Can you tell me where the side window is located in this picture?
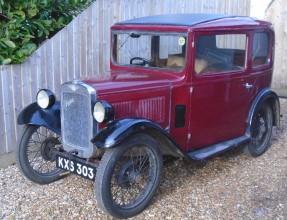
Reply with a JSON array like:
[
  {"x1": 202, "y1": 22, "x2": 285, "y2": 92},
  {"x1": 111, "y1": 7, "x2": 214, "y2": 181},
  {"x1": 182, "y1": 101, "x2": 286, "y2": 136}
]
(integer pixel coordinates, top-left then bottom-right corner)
[
  {"x1": 252, "y1": 33, "x2": 270, "y2": 67},
  {"x1": 195, "y1": 34, "x2": 246, "y2": 75}
]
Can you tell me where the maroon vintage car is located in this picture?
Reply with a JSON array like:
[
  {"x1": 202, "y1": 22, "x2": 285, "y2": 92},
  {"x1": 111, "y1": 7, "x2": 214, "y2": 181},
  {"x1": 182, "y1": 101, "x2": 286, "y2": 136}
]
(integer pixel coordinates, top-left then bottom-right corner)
[{"x1": 16, "y1": 14, "x2": 280, "y2": 218}]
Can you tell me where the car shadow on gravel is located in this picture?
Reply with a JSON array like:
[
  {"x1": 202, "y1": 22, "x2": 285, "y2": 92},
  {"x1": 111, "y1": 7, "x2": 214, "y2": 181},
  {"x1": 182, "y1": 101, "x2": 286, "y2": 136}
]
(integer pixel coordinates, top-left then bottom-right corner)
[
  {"x1": 156, "y1": 121, "x2": 287, "y2": 200},
  {"x1": 155, "y1": 144, "x2": 246, "y2": 199}
]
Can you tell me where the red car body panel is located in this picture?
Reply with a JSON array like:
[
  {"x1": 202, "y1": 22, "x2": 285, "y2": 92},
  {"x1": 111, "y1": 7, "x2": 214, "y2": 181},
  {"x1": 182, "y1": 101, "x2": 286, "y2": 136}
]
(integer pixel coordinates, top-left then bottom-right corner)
[
  {"x1": 87, "y1": 15, "x2": 275, "y2": 153},
  {"x1": 82, "y1": 72, "x2": 172, "y2": 132}
]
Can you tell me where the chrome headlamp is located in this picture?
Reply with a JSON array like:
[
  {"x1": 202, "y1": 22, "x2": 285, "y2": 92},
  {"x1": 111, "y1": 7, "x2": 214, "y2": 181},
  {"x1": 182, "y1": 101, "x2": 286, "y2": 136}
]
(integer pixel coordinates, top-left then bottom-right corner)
[
  {"x1": 93, "y1": 101, "x2": 114, "y2": 123},
  {"x1": 36, "y1": 89, "x2": 56, "y2": 109}
]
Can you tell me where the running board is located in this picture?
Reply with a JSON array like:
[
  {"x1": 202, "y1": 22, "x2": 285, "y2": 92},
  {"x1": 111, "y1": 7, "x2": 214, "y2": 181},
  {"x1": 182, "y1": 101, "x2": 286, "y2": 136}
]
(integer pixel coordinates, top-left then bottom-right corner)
[{"x1": 187, "y1": 135, "x2": 250, "y2": 161}]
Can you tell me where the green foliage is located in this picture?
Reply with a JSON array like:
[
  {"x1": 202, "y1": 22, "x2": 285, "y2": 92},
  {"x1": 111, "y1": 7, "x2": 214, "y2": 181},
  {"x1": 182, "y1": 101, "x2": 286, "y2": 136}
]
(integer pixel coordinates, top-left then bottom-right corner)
[{"x1": 0, "y1": 0, "x2": 95, "y2": 65}]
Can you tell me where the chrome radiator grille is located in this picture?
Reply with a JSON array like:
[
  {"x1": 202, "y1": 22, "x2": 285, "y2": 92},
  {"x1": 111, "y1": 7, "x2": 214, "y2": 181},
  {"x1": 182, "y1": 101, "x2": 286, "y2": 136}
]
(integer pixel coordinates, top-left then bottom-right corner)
[
  {"x1": 60, "y1": 81, "x2": 97, "y2": 158},
  {"x1": 62, "y1": 93, "x2": 90, "y2": 149}
]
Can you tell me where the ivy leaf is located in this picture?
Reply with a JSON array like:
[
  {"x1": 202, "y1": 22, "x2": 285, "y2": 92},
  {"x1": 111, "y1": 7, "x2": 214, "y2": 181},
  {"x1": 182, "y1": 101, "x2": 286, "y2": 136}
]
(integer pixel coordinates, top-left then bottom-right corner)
[
  {"x1": 14, "y1": 10, "x2": 25, "y2": 18},
  {"x1": 24, "y1": 34, "x2": 35, "y2": 38},
  {"x1": 8, "y1": 19, "x2": 17, "y2": 24},
  {"x1": 58, "y1": 16, "x2": 66, "y2": 23},
  {"x1": 26, "y1": 43, "x2": 37, "y2": 54},
  {"x1": 38, "y1": 29, "x2": 43, "y2": 37},
  {"x1": 0, "y1": 0, "x2": 96, "y2": 65},
  {"x1": 19, "y1": 43, "x2": 37, "y2": 55},
  {"x1": 22, "y1": 38, "x2": 30, "y2": 44},
  {"x1": 0, "y1": 41, "x2": 5, "y2": 48},
  {"x1": 3, "y1": 40, "x2": 16, "y2": 48},
  {"x1": 33, "y1": 20, "x2": 45, "y2": 29},
  {"x1": 28, "y1": 9, "x2": 38, "y2": 18},
  {"x1": 42, "y1": 20, "x2": 52, "y2": 25},
  {"x1": 16, "y1": 50, "x2": 24, "y2": 57},
  {"x1": 20, "y1": 48, "x2": 29, "y2": 56},
  {"x1": 43, "y1": 29, "x2": 49, "y2": 35},
  {"x1": 3, "y1": 58, "x2": 12, "y2": 65}
]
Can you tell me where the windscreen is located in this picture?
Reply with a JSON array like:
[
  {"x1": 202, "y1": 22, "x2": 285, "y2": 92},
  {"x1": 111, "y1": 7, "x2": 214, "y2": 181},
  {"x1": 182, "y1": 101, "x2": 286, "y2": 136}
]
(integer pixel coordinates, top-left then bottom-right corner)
[{"x1": 112, "y1": 31, "x2": 188, "y2": 71}]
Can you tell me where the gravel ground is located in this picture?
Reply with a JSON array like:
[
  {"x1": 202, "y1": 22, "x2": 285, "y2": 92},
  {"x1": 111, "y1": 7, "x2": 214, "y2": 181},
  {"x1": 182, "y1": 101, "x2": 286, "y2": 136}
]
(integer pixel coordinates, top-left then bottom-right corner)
[{"x1": 1, "y1": 98, "x2": 287, "y2": 220}]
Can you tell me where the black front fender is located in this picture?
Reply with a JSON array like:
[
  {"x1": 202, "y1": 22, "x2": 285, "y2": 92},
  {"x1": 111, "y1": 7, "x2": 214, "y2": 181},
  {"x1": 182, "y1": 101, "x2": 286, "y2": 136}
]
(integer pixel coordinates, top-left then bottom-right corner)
[
  {"x1": 17, "y1": 102, "x2": 61, "y2": 135},
  {"x1": 91, "y1": 118, "x2": 167, "y2": 148}
]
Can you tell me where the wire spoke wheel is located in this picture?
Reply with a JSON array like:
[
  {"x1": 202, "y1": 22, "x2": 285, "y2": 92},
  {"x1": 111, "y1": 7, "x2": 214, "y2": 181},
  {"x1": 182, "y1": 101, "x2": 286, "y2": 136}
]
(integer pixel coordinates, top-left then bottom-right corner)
[
  {"x1": 95, "y1": 134, "x2": 163, "y2": 219},
  {"x1": 244, "y1": 104, "x2": 273, "y2": 157},
  {"x1": 16, "y1": 125, "x2": 64, "y2": 184},
  {"x1": 111, "y1": 147, "x2": 153, "y2": 206}
]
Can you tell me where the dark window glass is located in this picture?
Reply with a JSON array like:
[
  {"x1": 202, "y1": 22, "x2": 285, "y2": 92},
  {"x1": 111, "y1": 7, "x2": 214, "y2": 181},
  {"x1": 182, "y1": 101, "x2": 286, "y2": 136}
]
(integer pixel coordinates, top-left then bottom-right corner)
[
  {"x1": 252, "y1": 33, "x2": 270, "y2": 67},
  {"x1": 195, "y1": 34, "x2": 246, "y2": 74}
]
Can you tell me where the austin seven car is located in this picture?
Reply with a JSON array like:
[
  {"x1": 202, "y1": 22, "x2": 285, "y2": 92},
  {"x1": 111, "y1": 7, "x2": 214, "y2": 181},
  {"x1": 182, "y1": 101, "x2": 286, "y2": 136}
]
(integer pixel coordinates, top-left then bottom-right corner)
[{"x1": 16, "y1": 14, "x2": 280, "y2": 219}]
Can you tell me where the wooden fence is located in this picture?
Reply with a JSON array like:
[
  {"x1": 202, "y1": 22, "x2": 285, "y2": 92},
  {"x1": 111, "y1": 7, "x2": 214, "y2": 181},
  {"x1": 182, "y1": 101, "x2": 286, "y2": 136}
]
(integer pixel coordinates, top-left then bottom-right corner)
[
  {"x1": 267, "y1": 0, "x2": 287, "y2": 95},
  {"x1": 2, "y1": 0, "x2": 276, "y2": 167}
]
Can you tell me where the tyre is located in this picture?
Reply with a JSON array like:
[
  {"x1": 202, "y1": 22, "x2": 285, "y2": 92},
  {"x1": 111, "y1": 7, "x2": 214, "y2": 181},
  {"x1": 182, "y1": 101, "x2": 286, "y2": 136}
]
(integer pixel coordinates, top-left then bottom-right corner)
[
  {"x1": 244, "y1": 104, "x2": 273, "y2": 157},
  {"x1": 16, "y1": 125, "x2": 64, "y2": 184},
  {"x1": 95, "y1": 133, "x2": 163, "y2": 219}
]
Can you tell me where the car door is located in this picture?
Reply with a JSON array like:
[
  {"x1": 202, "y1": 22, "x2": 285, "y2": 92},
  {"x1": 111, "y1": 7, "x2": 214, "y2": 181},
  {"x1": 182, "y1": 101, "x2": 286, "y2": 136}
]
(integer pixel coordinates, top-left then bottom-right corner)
[{"x1": 188, "y1": 33, "x2": 250, "y2": 150}]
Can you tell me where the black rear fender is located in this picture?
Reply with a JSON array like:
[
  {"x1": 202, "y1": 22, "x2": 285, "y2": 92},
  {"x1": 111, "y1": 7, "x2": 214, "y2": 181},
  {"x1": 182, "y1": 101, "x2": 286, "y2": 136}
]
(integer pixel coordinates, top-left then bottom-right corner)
[{"x1": 246, "y1": 89, "x2": 280, "y2": 136}]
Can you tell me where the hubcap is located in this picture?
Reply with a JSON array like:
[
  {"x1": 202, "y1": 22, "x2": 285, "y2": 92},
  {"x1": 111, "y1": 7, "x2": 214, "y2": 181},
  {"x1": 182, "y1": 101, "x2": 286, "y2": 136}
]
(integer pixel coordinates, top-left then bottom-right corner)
[
  {"x1": 40, "y1": 137, "x2": 59, "y2": 161},
  {"x1": 251, "y1": 111, "x2": 268, "y2": 147},
  {"x1": 258, "y1": 117, "x2": 266, "y2": 140},
  {"x1": 129, "y1": 171, "x2": 142, "y2": 184},
  {"x1": 117, "y1": 161, "x2": 142, "y2": 188}
]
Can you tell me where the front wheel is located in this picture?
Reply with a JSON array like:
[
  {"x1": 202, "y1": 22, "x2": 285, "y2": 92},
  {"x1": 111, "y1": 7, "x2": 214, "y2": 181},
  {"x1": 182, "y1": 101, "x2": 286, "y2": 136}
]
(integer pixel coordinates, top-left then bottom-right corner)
[
  {"x1": 244, "y1": 104, "x2": 273, "y2": 157},
  {"x1": 15, "y1": 125, "x2": 64, "y2": 184},
  {"x1": 95, "y1": 134, "x2": 163, "y2": 219}
]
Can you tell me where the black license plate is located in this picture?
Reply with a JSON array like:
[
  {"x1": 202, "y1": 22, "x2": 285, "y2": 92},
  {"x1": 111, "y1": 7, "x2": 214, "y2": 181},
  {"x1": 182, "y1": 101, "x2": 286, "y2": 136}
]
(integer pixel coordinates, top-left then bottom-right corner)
[{"x1": 56, "y1": 154, "x2": 97, "y2": 181}]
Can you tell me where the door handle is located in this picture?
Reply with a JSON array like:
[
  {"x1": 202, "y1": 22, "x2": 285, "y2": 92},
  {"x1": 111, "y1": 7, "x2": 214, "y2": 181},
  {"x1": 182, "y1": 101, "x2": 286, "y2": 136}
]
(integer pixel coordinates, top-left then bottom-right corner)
[{"x1": 244, "y1": 83, "x2": 253, "y2": 89}]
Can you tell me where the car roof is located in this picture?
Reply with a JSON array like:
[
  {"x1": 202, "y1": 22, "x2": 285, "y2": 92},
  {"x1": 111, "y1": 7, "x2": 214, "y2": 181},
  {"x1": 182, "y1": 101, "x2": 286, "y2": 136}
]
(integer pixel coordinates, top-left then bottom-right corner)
[{"x1": 116, "y1": 14, "x2": 239, "y2": 26}]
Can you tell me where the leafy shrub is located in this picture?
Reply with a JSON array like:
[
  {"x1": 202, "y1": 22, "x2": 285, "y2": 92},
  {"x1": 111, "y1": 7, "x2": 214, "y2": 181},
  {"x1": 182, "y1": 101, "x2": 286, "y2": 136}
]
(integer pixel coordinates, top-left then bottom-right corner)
[{"x1": 0, "y1": 0, "x2": 95, "y2": 65}]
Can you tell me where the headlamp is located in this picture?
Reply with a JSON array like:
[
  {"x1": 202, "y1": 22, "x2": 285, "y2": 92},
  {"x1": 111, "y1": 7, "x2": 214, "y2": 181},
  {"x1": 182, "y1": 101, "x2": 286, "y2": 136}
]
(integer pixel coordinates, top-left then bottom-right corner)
[
  {"x1": 36, "y1": 89, "x2": 55, "y2": 109},
  {"x1": 93, "y1": 101, "x2": 114, "y2": 123}
]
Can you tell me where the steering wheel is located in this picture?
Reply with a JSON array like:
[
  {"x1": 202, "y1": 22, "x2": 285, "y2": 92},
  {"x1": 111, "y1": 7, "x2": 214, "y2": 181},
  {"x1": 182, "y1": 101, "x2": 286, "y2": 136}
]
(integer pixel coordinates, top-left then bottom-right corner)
[{"x1": 130, "y1": 57, "x2": 154, "y2": 66}]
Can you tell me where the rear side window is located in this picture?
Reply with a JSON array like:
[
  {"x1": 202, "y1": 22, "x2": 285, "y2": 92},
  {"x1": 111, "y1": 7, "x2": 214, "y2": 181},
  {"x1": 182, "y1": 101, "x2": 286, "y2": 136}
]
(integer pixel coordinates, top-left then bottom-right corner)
[
  {"x1": 194, "y1": 34, "x2": 246, "y2": 75},
  {"x1": 252, "y1": 33, "x2": 270, "y2": 68}
]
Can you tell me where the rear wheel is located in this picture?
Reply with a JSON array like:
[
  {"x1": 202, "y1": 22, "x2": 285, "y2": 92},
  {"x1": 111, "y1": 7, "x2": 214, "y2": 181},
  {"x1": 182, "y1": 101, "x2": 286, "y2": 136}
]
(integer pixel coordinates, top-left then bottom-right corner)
[
  {"x1": 15, "y1": 125, "x2": 64, "y2": 184},
  {"x1": 95, "y1": 134, "x2": 163, "y2": 219},
  {"x1": 244, "y1": 104, "x2": 273, "y2": 157}
]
